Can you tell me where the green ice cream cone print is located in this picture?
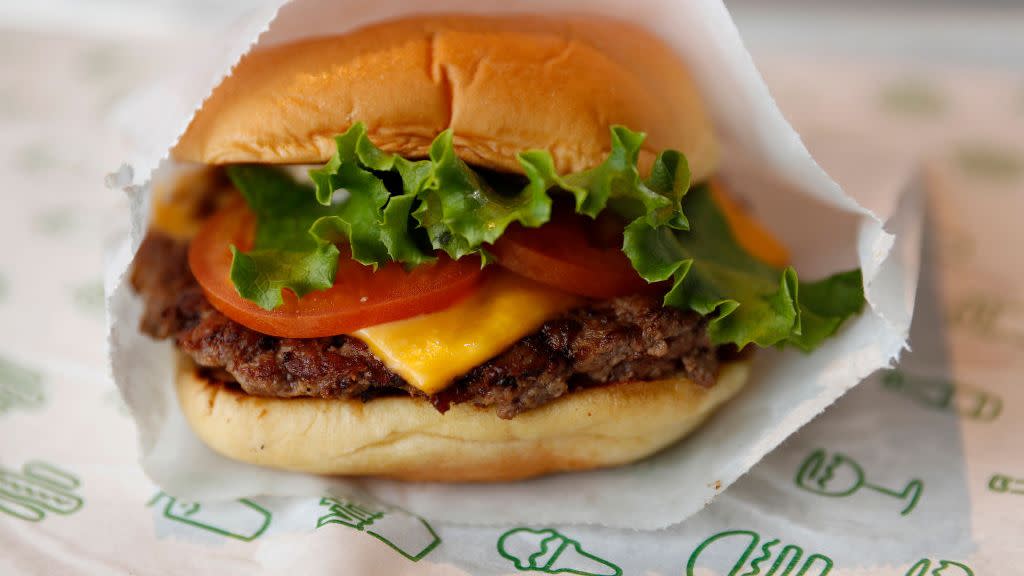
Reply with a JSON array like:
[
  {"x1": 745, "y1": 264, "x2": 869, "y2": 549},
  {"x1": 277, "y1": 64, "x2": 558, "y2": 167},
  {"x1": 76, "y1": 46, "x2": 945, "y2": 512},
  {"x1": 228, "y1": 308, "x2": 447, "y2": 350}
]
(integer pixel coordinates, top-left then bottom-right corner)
[
  {"x1": 0, "y1": 461, "x2": 83, "y2": 522},
  {"x1": 686, "y1": 529, "x2": 833, "y2": 576},
  {"x1": 0, "y1": 355, "x2": 44, "y2": 416},
  {"x1": 905, "y1": 559, "x2": 974, "y2": 576},
  {"x1": 497, "y1": 527, "x2": 621, "y2": 576},
  {"x1": 315, "y1": 497, "x2": 440, "y2": 562},
  {"x1": 882, "y1": 370, "x2": 1002, "y2": 421},
  {"x1": 795, "y1": 449, "x2": 924, "y2": 515},
  {"x1": 148, "y1": 492, "x2": 271, "y2": 542}
]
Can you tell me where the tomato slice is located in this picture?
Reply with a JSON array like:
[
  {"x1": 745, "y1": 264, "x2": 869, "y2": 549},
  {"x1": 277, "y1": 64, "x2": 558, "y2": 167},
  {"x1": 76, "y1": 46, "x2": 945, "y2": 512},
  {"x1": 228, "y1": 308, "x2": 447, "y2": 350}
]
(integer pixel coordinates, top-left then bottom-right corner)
[
  {"x1": 189, "y1": 201, "x2": 483, "y2": 338},
  {"x1": 489, "y1": 207, "x2": 658, "y2": 299}
]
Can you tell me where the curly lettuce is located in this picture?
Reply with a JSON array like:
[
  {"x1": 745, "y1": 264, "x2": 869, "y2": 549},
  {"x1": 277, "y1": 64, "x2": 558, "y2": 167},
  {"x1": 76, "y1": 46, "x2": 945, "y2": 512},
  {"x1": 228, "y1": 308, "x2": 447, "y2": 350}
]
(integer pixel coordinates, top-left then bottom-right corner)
[{"x1": 226, "y1": 123, "x2": 863, "y2": 350}]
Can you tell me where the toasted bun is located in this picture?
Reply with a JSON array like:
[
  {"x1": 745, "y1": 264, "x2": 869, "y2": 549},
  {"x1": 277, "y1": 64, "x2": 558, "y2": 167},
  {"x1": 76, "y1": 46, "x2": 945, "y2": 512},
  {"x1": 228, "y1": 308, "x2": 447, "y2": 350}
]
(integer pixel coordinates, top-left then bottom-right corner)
[
  {"x1": 173, "y1": 14, "x2": 718, "y2": 181},
  {"x1": 176, "y1": 359, "x2": 749, "y2": 482}
]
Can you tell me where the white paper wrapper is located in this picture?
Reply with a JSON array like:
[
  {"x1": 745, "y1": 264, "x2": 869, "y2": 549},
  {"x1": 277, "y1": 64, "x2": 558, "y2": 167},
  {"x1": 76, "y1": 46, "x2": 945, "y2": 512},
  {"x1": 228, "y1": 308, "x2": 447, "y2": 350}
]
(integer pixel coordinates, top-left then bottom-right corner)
[{"x1": 106, "y1": 0, "x2": 920, "y2": 529}]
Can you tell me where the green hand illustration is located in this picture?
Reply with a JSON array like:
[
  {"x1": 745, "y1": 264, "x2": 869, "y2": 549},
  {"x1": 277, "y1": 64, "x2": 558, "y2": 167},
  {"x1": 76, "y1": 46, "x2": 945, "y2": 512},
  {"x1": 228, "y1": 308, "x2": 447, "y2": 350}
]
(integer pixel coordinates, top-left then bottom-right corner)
[
  {"x1": 686, "y1": 529, "x2": 833, "y2": 576},
  {"x1": 0, "y1": 461, "x2": 83, "y2": 522},
  {"x1": 881, "y1": 370, "x2": 1002, "y2": 421},
  {"x1": 795, "y1": 449, "x2": 923, "y2": 515},
  {"x1": 0, "y1": 355, "x2": 44, "y2": 416},
  {"x1": 316, "y1": 497, "x2": 440, "y2": 562},
  {"x1": 148, "y1": 492, "x2": 271, "y2": 542},
  {"x1": 497, "y1": 527, "x2": 621, "y2": 576},
  {"x1": 905, "y1": 559, "x2": 974, "y2": 576}
]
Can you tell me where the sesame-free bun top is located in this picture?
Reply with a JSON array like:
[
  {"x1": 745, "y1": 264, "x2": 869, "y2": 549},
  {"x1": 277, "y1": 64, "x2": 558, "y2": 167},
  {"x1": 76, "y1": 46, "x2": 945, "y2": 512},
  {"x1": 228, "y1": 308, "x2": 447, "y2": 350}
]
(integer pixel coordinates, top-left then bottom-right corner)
[{"x1": 173, "y1": 13, "x2": 719, "y2": 181}]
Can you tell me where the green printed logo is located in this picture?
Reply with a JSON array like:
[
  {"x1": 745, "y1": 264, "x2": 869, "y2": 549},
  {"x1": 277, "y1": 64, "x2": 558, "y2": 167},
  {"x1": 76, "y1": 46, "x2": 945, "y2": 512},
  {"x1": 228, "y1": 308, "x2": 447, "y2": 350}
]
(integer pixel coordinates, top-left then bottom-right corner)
[
  {"x1": 316, "y1": 497, "x2": 440, "y2": 562},
  {"x1": 686, "y1": 529, "x2": 833, "y2": 576},
  {"x1": 32, "y1": 205, "x2": 76, "y2": 236},
  {"x1": 988, "y1": 473, "x2": 1024, "y2": 495},
  {"x1": 497, "y1": 527, "x2": 621, "y2": 576},
  {"x1": 795, "y1": 449, "x2": 923, "y2": 516},
  {"x1": 0, "y1": 461, "x2": 83, "y2": 522},
  {"x1": 14, "y1": 142, "x2": 56, "y2": 175},
  {"x1": 881, "y1": 369, "x2": 1002, "y2": 421},
  {"x1": 905, "y1": 559, "x2": 974, "y2": 576},
  {"x1": 947, "y1": 293, "x2": 1024, "y2": 348},
  {"x1": 0, "y1": 355, "x2": 44, "y2": 416},
  {"x1": 148, "y1": 492, "x2": 271, "y2": 542},
  {"x1": 879, "y1": 79, "x2": 946, "y2": 117},
  {"x1": 955, "y1": 143, "x2": 1023, "y2": 182},
  {"x1": 72, "y1": 281, "x2": 106, "y2": 317}
]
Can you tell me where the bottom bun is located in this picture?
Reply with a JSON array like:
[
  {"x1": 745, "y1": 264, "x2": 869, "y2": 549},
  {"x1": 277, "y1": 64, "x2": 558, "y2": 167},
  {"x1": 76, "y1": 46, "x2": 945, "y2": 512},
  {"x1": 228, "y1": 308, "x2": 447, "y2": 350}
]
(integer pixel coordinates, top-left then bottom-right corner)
[{"x1": 175, "y1": 359, "x2": 751, "y2": 482}]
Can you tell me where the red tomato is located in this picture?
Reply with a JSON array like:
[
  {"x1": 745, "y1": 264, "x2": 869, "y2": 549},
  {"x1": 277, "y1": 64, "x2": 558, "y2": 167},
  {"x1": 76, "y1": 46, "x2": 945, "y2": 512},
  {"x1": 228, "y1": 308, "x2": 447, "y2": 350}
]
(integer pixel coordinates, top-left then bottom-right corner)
[
  {"x1": 489, "y1": 207, "x2": 659, "y2": 299},
  {"x1": 188, "y1": 201, "x2": 483, "y2": 338}
]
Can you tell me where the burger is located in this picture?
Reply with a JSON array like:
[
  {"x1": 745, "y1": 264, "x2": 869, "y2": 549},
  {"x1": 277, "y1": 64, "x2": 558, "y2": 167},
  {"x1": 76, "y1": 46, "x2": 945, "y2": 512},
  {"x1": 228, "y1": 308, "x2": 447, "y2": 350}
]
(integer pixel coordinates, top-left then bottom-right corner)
[{"x1": 129, "y1": 14, "x2": 863, "y2": 482}]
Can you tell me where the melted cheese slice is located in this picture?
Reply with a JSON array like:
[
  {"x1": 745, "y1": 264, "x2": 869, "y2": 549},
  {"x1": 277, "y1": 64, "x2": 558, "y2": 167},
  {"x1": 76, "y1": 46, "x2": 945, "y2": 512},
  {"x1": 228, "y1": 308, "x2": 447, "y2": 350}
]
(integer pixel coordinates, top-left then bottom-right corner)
[{"x1": 353, "y1": 271, "x2": 582, "y2": 394}]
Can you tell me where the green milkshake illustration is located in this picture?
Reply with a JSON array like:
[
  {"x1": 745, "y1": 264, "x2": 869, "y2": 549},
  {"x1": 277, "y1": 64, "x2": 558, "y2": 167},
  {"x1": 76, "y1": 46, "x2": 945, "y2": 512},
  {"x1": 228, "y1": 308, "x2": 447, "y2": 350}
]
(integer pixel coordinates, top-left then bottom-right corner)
[
  {"x1": 881, "y1": 369, "x2": 1002, "y2": 421},
  {"x1": 988, "y1": 473, "x2": 1024, "y2": 495},
  {"x1": 686, "y1": 529, "x2": 833, "y2": 576},
  {"x1": 0, "y1": 461, "x2": 83, "y2": 522},
  {"x1": 497, "y1": 527, "x2": 621, "y2": 576},
  {"x1": 795, "y1": 449, "x2": 924, "y2": 515},
  {"x1": 905, "y1": 559, "x2": 974, "y2": 576},
  {"x1": 316, "y1": 497, "x2": 440, "y2": 562},
  {"x1": 148, "y1": 492, "x2": 271, "y2": 542}
]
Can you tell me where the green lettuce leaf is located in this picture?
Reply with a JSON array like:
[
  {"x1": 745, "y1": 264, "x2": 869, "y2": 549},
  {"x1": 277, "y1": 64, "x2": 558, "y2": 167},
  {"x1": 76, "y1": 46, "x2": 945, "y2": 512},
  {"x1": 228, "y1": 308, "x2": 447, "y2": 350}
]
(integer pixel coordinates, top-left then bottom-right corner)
[
  {"x1": 308, "y1": 123, "x2": 434, "y2": 267},
  {"x1": 225, "y1": 122, "x2": 864, "y2": 351},
  {"x1": 623, "y1": 184, "x2": 864, "y2": 349},
  {"x1": 225, "y1": 165, "x2": 339, "y2": 310}
]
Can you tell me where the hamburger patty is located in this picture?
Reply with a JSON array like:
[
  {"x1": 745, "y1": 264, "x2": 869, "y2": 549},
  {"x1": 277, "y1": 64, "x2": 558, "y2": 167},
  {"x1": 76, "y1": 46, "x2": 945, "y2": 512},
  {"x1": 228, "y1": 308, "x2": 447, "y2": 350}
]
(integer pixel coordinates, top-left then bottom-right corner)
[{"x1": 131, "y1": 232, "x2": 721, "y2": 418}]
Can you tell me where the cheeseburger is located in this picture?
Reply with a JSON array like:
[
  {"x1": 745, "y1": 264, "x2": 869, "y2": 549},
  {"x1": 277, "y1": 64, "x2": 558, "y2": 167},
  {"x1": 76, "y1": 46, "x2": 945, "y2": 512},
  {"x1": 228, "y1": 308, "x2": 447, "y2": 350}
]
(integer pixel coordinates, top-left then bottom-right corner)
[{"x1": 129, "y1": 14, "x2": 864, "y2": 481}]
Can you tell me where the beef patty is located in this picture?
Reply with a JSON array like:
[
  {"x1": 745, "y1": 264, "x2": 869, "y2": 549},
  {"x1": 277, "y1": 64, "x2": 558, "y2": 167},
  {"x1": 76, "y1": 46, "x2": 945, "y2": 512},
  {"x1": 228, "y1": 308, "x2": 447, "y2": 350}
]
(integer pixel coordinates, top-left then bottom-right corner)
[{"x1": 131, "y1": 232, "x2": 722, "y2": 418}]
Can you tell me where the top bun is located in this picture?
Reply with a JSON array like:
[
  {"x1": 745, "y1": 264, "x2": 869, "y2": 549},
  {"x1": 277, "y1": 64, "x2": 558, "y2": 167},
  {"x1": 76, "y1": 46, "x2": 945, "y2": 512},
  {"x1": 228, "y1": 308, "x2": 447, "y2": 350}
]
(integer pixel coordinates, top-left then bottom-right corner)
[{"x1": 173, "y1": 14, "x2": 718, "y2": 181}]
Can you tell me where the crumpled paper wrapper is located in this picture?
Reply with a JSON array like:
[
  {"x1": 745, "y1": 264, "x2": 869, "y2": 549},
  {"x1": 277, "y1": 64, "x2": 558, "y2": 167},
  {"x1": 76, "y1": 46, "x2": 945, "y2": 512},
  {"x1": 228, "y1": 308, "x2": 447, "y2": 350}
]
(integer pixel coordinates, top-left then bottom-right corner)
[{"x1": 105, "y1": 0, "x2": 919, "y2": 529}]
